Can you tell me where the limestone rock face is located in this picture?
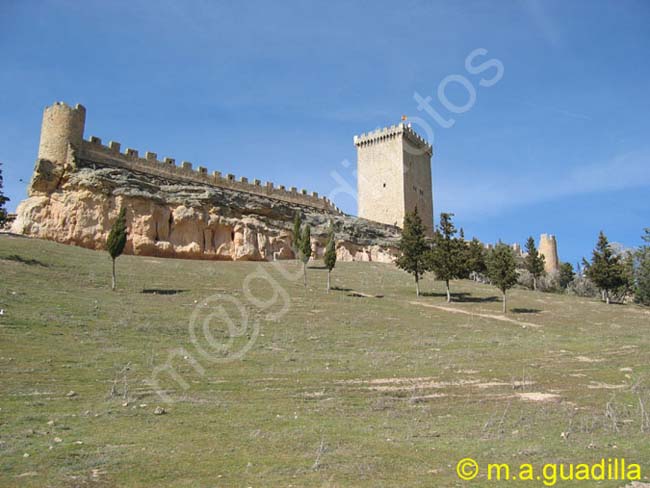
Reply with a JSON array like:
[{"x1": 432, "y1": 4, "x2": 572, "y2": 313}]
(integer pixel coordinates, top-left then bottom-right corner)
[{"x1": 13, "y1": 157, "x2": 401, "y2": 263}]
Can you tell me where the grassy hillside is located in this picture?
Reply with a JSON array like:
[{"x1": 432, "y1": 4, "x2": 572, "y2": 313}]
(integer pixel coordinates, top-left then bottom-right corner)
[{"x1": 1, "y1": 234, "x2": 649, "y2": 487}]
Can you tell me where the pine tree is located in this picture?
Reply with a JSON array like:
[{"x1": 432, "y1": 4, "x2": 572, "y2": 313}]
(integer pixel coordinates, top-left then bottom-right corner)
[
  {"x1": 524, "y1": 236, "x2": 546, "y2": 291},
  {"x1": 428, "y1": 212, "x2": 464, "y2": 302},
  {"x1": 559, "y1": 262, "x2": 575, "y2": 290},
  {"x1": 0, "y1": 163, "x2": 9, "y2": 227},
  {"x1": 299, "y1": 224, "x2": 312, "y2": 287},
  {"x1": 106, "y1": 207, "x2": 128, "y2": 291},
  {"x1": 456, "y1": 228, "x2": 470, "y2": 279},
  {"x1": 621, "y1": 251, "x2": 636, "y2": 301},
  {"x1": 323, "y1": 222, "x2": 337, "y2": 293},
  {"x1": 635, "y1": 228, "x2": 650, "y2": 306},
  {"x1": 466, "y1": 238, "x2": 487, "y2": 280},
  {"x1": 395, "y1": 207, "x2": 429, "y2": 297},
  {"x1": 585, "y1": 231, "x2": 628, "y2": 304},
  {"x1": 487, "y1": 242, "x2": 518, "y2": 313},
  {"x1": 292, "y1": 212, "x2": 302, "y2": 260}
]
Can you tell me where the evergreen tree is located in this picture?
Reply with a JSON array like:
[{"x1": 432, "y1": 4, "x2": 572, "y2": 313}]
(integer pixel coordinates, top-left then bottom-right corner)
[
  {"x1": 323, "y1": 222, "x2": 337, "y2": 293},
  {"x1": 292, "y1": 212, "x2": 302, "y2": 260},
  {"x1": 428, "y1": 212, "x2": 464, "y2": 302},
  {"x1": 524, "y1": 236, "x2": 546, "y2": 291},
  {"x1": 466, "y1": 237, "x2": 487, "y2": 280},
  {"x1": 635, "y1": 228, "x2": 650, "y2": 306},
  {"x1": 299, "y1": 224, "x2": 312, "y2": 287},
  {"x1": 621, "y1": 251, "x2": 636, "y2": 301},
  {"x1": 585, "y1": 231, "x2": 628, "y2": 304},
  {"x1": 456, "y1": 229, "x2": 470, "y2": 279},
  {"x1": 0, "y1": 163, "x2": 9, "y2": 227},
  {"x1": 395, "y1": 207, "x2": 429, "y2": 297},
  {"x1": 106, "y1": 207, "x2": 128, "y2": 291},
  {"x1": 559, "y1": 262, "x2": 575, "y2": 290},
  {"x1": 486, "y1": 242, "x2": 518, "y2": 313}
]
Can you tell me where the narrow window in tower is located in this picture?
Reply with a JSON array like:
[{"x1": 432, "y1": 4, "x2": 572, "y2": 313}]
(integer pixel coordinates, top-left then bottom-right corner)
[{"x1": 383, "y1": 183, "x2": 386, "y2": 188}]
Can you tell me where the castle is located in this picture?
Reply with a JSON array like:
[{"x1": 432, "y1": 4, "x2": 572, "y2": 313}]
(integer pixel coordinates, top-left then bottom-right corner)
[
  {"x1": 505, "y1": 235, "x2": 560, "y2": 273},
  {"x1": 354, "y1": 124, "x2": 434, "y2": 234},
  {"x1": 12, "y1": 101, "x2": 559, "y2": 269},
  {"x1": 11, "y1": 102, "x2": 404, "y2": 262}
]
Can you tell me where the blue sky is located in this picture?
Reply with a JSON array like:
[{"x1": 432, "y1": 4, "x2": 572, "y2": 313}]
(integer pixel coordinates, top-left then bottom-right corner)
[{"x1": 1, "y1": 0, "x2": 648, "y2": 265}]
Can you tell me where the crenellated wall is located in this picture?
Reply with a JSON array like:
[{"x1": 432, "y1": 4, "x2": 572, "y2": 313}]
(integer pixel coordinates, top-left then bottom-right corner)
[
  {"x1": 13, "y1": 102, "x2": 402, "y2": 263},
  {"x1": 79, "y1": 137, "x2": 341, "y2": 213},
  {"x1": 353, "y1": 123, "x2": 433, "y2": 156},
  {"x1": 38, "y1": 102, "x2": 341, "y2": 214}
]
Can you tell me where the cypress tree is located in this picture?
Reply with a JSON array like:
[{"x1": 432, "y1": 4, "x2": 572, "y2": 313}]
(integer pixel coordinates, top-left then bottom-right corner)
[
  {"x1": 299, "y1": 224, "x2": 312, "y2": 287},
  {"x1": 428, "y1": 212, "x2": 464, "y2": 302},
  {"x1": 106, "y1": 207, "x2": 128, "y2": 291},
  {"x1": 0, "y1": 163, "x2": 9, "y2": 227},
  {"x1": 323, "y1": 222, "x2": 337, "y2": 293},
  {"x1": 292, "y1": 212, "x2": 302, "y2": 261},
  {"x1": 524, "y1": 236, "x2": 546, "y2": 291},
  {"x1": 487, "y1": 242, "x2": 518, "y2": 313},
  {"x1": 395, "y1": 207, "x2": 429, "y2": 297},
  {"x1": 585, "y1": 231, "x2": 627, "y2": 304},
  {"x1": 636, "y1": 228, "x2": 650, "y2": 306}
]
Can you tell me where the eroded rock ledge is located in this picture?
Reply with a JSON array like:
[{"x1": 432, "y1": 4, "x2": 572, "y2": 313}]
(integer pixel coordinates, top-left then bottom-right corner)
[{"x1": 13, "y1": 157, "x2": 401, "y2": 262}]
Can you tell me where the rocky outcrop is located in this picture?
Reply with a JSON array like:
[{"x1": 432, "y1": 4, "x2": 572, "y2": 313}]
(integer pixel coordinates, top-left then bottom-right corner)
[{"x1": 12, "y1": 157, "x2": 401, "y2": 262}]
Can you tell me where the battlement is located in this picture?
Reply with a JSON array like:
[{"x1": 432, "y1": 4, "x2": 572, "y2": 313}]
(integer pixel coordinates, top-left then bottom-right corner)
[
  {"x1": 79, "y1": 136, "x2": 341, "y2": 213},
  {"x1": 354, "y1": 121, "x2": 434, "y2": 234},
  {"x1": 353, "y1": 123, "x2": 432, "y2": 156},
  {"x1": 37, "y1": 102, "x2": 341, "y2": 214}
]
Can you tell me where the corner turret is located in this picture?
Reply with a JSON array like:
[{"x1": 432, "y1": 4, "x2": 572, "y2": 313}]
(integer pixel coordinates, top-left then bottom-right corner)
[
  {"x1": 539, "y1": 233, "x2": 560, "y2": 273},
  {"x1": 38, "y1": 102, "x2": 86, "y2": 166}
]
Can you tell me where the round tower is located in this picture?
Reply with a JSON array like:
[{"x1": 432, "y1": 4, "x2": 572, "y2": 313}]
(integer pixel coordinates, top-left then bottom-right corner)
[
  {"x1": 37, "y1": 102, "x2": 86, "y2": 165},
  {"x1": 539, "y1": 234, "x2": 560, "y2": 273}
]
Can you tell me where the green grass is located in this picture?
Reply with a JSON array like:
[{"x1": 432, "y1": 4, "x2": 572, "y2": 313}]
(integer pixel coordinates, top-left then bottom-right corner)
[{"x1": 1, "y1": 234, "x2": 650, "y2": 487}]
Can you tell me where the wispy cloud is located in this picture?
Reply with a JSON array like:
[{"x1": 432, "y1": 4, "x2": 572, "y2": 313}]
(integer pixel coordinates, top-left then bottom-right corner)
[
  {"x1": 523, "y1": 0, "x2": 562, "y2": 47},
  {"x1": 437, "y1": 149, "x2": 650, "y2": 220},
  {"x1": 523, "y1": 101, "x2": 592, "y2": 121}
]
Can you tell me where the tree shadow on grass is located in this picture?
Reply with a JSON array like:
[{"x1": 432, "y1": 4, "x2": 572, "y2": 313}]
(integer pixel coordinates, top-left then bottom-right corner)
[
  {"x1": 511, "y1": 308, "x2": 542, "y2": 314},
  {"x1": 331, "y1": 286, "x2": 353, "y2": 292},
  {"x1": 141, "y1": 289, "x2": 187, "y2": 295},
  {"x1": 420, "y1": 291, "x2": 499, "y2": 303},
  {"x1": 457, "y1": 295, "x2": 500, "y2": 303},
  {"x1": 2, "y1": 254, "x2": 49, "y2": 267}
]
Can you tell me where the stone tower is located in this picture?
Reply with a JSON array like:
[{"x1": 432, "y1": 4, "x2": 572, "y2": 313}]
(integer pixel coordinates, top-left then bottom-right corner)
[
  {"x1": 38, "y1": 101, "x2": 86, "y2": 166},
  {"x1": 354, "y1": 123, "x2": 433, "y2": 234},
  {"x1": 539, "y1": 234, "x2": 560, "y2": 273}
]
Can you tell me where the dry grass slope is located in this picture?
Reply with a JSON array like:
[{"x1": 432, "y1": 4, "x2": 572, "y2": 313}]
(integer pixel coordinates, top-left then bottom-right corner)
[{"x1": 1, "y1": 234, "x2": 649, "y2": 487}]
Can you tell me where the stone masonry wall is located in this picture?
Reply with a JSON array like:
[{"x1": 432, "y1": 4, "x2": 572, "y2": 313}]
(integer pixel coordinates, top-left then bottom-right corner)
[
  {"x1": 12, "y1": 102, "x2": 401, "y2": 263},
  {"x1": 354, "y1": 123, "x2": 434, "y2": 235}
]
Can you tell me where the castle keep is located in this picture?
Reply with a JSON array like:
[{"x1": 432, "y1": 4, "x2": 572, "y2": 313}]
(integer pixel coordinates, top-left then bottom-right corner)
[
  {"x1": 12, "y1": 102, "x2": 402, "y2": 262},
  {"x1": 354, "y1": 124, "x2": 434, "y2": 234}
]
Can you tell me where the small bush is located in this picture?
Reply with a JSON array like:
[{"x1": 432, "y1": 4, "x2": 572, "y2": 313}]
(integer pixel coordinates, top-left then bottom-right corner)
[
  {"x1": 566, "y1": 276, "x2": 599, "y2": 298},
  {"x1": 537, "y1": 271, "x2": 560, "y2": 293}
]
